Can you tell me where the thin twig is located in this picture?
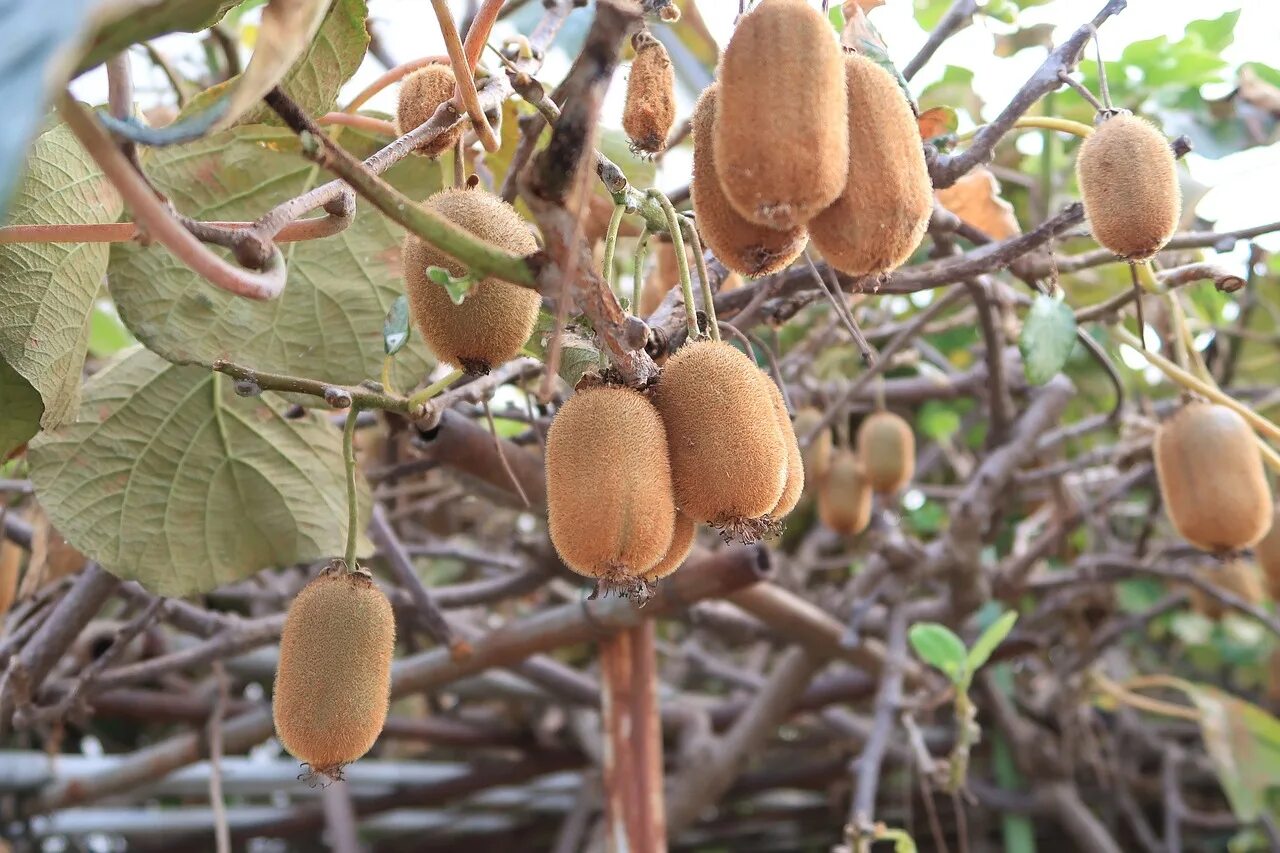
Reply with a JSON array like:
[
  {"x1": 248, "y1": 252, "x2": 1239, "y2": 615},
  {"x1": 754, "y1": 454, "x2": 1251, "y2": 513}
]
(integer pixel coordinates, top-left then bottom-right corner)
[
  {"x1": 208, "y1": 661, "x2": 230, "y2": 853},
  {"x1": 430, "y1": 0, "x2": 500, "y2": 152}
]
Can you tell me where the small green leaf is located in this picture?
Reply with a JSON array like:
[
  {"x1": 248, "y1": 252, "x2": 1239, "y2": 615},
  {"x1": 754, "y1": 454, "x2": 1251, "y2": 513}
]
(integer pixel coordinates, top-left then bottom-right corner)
[
  {"x1": 429, "y1": 267, "x2": 475, "y2": 306},
  {"x1": 828, "y1": 6, "x2": 845, "y2": 31},
  {"x1": 908, "y1": 623, "x2": 968, "y2": 684},
  {"x1": 383, "y1": 295, "x2": 410, "y2": 356},
  {"x1": 918, "y1": 400, "x2": 961, "y2": 441},
  {"x1": 1019, "y1": 293, "x2": 1077, "y2": 385},
  {"x1": 967, "y1": 611, "x2": 1018, "y2": 674},
  {"x1": 981, "y1": 0, "x2": 1017, "y2": 24}
]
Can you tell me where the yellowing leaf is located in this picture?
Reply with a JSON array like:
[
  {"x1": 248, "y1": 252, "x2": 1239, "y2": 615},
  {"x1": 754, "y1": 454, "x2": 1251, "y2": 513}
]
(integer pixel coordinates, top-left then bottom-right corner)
[
  {"x1": 917, "y1": 106, "x2": 958, "y2": 141},
  {"x1": 936, "y1": 167, "x2": 1021, "y2": 240}
]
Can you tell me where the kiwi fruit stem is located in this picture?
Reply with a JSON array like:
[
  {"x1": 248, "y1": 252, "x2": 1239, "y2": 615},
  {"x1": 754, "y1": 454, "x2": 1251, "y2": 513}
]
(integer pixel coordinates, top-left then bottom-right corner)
[
  {"x1": 1110, "y1": 326, "x2": 1280, "y2": 468},
  {"x1": 342, "y1": 406, "x2": 360, "y2": 572},
  {"x1": 648, "y1": 189, "x2": 712, "y2": 340},
  {"x1": 406, "y1": 367, "x2": 466, "y2": 411},
  {"x1": 602, "y1": 202, "x2": 626, "y2": 294},
  {"x1": 683, "y1": 224, "x2": 719, "y2": 341},
  {"x1": 633, "y1": 228, "x2": 651, "y2": 313},
  {"x1": 955, "y1": 116, "x2": 1095, "y2": 143}
]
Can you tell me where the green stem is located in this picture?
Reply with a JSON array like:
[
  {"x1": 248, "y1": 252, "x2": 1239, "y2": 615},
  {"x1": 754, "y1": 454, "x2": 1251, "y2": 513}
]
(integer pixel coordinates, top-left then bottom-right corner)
[
  {"x1": 342, "y1": 405, "x2": 360, "y2": 572},
  {"x1": 602, "y1": 201, "x2": 626, "y2": 295},
  {"x1": 682, "y1": 220, "x2": 719, "y2": 341},
  {"x1": 648, "y1": 189, "x2": 699, "y2": 339},
  {"x1": 212, "y1": 359, "x2": 409, "y2": 412},
  {"x1": 407, "y1": 367, "x2": 465, "y2": 411},
  {"x1": 632, "y1": 228, "x2": 651, "y2": 316}
]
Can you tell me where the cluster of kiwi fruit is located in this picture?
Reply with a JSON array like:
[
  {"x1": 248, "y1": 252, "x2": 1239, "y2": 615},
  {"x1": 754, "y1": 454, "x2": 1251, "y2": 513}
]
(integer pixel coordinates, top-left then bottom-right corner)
[
  {"x1": 690, "y1": 0, "x2": 931, "y2": 280},
  {"x1": 273, "y1": 563, "x2": 396, "y2": 782},
  {"x1": 546, "y1": 339, "x2": 804, "y2": 596},
  {"x1": 806, "y1": 409, "x2": 916, "y2": 537}
]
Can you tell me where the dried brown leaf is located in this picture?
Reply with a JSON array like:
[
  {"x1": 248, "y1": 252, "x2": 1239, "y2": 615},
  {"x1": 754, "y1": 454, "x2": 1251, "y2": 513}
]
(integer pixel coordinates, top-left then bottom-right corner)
[{"x1": 936, "y1": 167, "x2": 1021, "y2": 239}]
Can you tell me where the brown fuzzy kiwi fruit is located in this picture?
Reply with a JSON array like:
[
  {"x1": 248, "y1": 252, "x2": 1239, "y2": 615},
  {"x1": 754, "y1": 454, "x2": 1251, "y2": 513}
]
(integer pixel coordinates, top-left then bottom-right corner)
[
  {"x1": 792, "y1": 407, "x2": 833, "y2": 492},
  {"x1": 691, "y1": 84, "x2": 807, "y2": 276},
  {"x1": 1076, "y1": 113, "x2": 1181, "y2": 260},
  {"x1": 808, "y1": 54, "x2": 932, "y2": 277},
  {"x1": 856, "y1": 410, "x2": 916, "y2": 495},
  {"x1": 644, "y1": 513, "x2": 697, "y2": 582},
  {"x1": 273, "y1": 566, "x2": 396, "y2": 782},
  {"x1": 1255, "y1": 508, "x2": 1280, "y2": 601},
  {"x1": 402, "y1": 188, "x2": 541, "y2": 373},
  {"x1": 713, "y1": 0, "x2": 848, "y2": 230},
  {"x1": 1189, "y1": 560, "x2": 1266, "y2": 620},
  {"x1": 396, "y1": 64, "x2": 464, "y2": 158},
  {"x1": 623, "y1": 32, "x2": 676, "y2": 155},
  {"x1": 654, "y1": 340, "x2": 787, "y2": 539},
  {"x1": 819, "y1": 449, "x2": 873, "y2": 536},
  {"x1": 1153, "y1": 401, "x2": 1273, "y2": 553},
  {"x1": 761, "y1": 374, "x2": 804, "y2": 521},
  {"x1": 546, "y1": 386, "x2": 677, "y2": 589}
]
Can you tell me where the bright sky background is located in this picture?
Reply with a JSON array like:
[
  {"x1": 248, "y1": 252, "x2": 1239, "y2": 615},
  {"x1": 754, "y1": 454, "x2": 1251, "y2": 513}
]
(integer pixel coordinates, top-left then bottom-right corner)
[{"x1": 70, "y1": 0, "x2": 1280, "y2": 246}]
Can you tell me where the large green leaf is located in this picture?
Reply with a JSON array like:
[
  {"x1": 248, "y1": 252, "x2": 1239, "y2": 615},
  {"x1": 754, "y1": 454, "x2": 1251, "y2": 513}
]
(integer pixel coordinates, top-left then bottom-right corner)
[
  {"x1": 0, "y1": 121, "x2": 123, "y2": 428},
  {"x1": 0, "y1": 357, "x2": 42, "y2": 459},
  {"x1": 109, "y1": 123, "x2": 437, "y2": 389},
  {"x1": 29, "y1": 347, "x2": 370, "y2": 596},
  {"x1": 79, "y1": 0, "x2": 238, "y2": 72},
  {"x1": 179, "y1": 0, "x2": 369, "y2": 129}
]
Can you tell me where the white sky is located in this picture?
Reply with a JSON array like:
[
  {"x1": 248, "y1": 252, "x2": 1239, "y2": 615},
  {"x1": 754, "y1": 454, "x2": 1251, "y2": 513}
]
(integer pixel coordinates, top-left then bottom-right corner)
[{"x1": 70, "y1": 0, "x2": 1280, "y2": 246}]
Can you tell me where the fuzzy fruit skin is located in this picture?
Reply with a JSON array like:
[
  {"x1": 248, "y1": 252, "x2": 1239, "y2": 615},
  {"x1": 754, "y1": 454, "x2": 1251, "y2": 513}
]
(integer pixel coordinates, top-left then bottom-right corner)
[
  {"x1": 761, "y1": 373, "x2": 804, "y2": 520},
  {"x1": 1153, "y1": 402, "x2": 1273, "y2": 553},
  {"x1": 396, "y1": 65, "x2": 464, "y2": 158},
  {"x1": 713, "y1": 0, "x2": 848, "y2": 230},
  {"x1": 857, "y1": 411, "x2": 916, "y2": 495},
  {"x1": 273, "y1": 570, "x2": 396, "y2": 779},
  {"x1": 1189, "y1": 560, "x2": 1266, "y2": 620},
  {"x1": 623, "y1": 32, "x2": 676, "y2": 155},
  {"x1": 1076, "y1": 114, "x2": 1181, "y2": 260},
  {"x1": 402, "y1": 188, "x2": 541, "y2": 372},
  {"x1": 793, "y1": 408, "x2": 832, "y2": 493},
  {"x1": 809, "y1": 54, "x2": 932, "y2": 277},
  {"x1": 644, "y1": 513, "x2": 697, "y2": 582},
  {"x1": 1255, "y1": 509, "x2": 1280, "y2": 600},
  {"x1": 691, "y1": 84, "x2": 806, "y2": 276},
  {"x1": 819, "y1": 449, "x2": 872, "y2": 536},
  {"x1": 655, "y1": 340, "x2": 787, "y2": 527},
  {"x1": 546, "y1": 387, "x2": 677, "y2": 581}
]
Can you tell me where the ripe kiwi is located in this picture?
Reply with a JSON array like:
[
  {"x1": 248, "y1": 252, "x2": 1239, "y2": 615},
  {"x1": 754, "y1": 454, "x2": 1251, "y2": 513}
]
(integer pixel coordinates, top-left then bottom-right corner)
[
  {"x1": 819, "y1": 449, "x2": 873, "y2": 536},
  {"x1": 273, "y1": 567, "x2": 396, "y2": 781},
  {"x1": 1076, "y1": 113, "x2": 1181, "y2": 260},
  {"x1": 713, "y1": 0, "x2": 848, "y2": 230},
  {"x1": 644, "y1": 513, "x2": 697, "y2": 582},
  {"x1": 761, "y1": 373, "x2": 804, "y2": 521},
  {"x1": 546, "y1": 386, "x2": 677, "y2": 588},
  {"x1": 396, "y1": 64, "x2": 464, "y2": 158},
  {"x1": 1153, "y1": 401, "x2": 1273, "y2": 553},
  {"x1": 691, "y1": 84, "x2": 806, "y2": 276},
  {"x1": 793, "y1": 407, "x2": 833, "y2": 492},
  {"x1": 808, "y1": 53, "x2": 932, "y2": 277},
  {"x1": 654, "y1": 340, "x2": 787, "y2": 539},
  {"x1": 1255, "y1": 508, "x2": 1280, "y2": 601},
  {"x1": 856, "y1": 410, "x2": 916, "y2": 495},
  {"x1": 402, "y1": 188, "x2": 541, "y2": 373},
  {"x1": 1189, "y1": 560, "x2": 1266, "y2": 620},
  {"x1": 623, "y1": 32, "x2": 676, "y2": 155}
]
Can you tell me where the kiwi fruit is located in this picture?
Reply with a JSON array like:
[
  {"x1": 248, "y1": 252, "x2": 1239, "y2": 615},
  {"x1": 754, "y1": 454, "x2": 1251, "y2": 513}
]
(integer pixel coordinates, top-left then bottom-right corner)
[
  {"x1": 623, "y1": 32, "x2": 676, "y2": 155},
  {"x1": 857, "y1": 410, "x2": 916, "y2": 495},
  {"x1": 546, "y1": 386, "x2": 677, "y2": 587},
  {"x1": 1255, "y1": 509, "x2": 1280, "y2": 601},
  {"x1": 1153, "y1": 401, "x2": 1273, "y2": 553},
  {"x1": 0, "y1": 538, "x2": 19, "y2": 616},
  {"x1": 396, "y1": 64, "x2": 465, "y2": 158},
  {"x1": 644, "y1": 513, "x2": 697, "y2": 582},
  {"x1": 654, "y1": 340, "x2": 787, "y2": 538},
  {"x1": 1076, "y1": 113, "x2": 1181, "y2": 260},
  {"x1": 402, "y1": 188, "x2": 541, "y2": 373},
  {"x1": 761, "y1": 373, "x2": 804, "y2": 521},
  {"x1": 691, "y1": 84, "x2": 807, "y2": 276},
  {"x1": 713, "y1": 0, "x2": 848, "y2": 230},
  {"x1": 1188, "y1": 560, "x2": 1266, "y2": 620},
  {"x1": 808, "y1": 53, "x2": 932, "y2": 277},
  {"x1": 273, "y1": 567, "x2": 396, "y2": 781},
  {"x1": 819, "y1": 449, "x2": 873, "y2": 536},
  {"x1": 793, "y1": 407, "x2": 833, "y2": 492}
]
